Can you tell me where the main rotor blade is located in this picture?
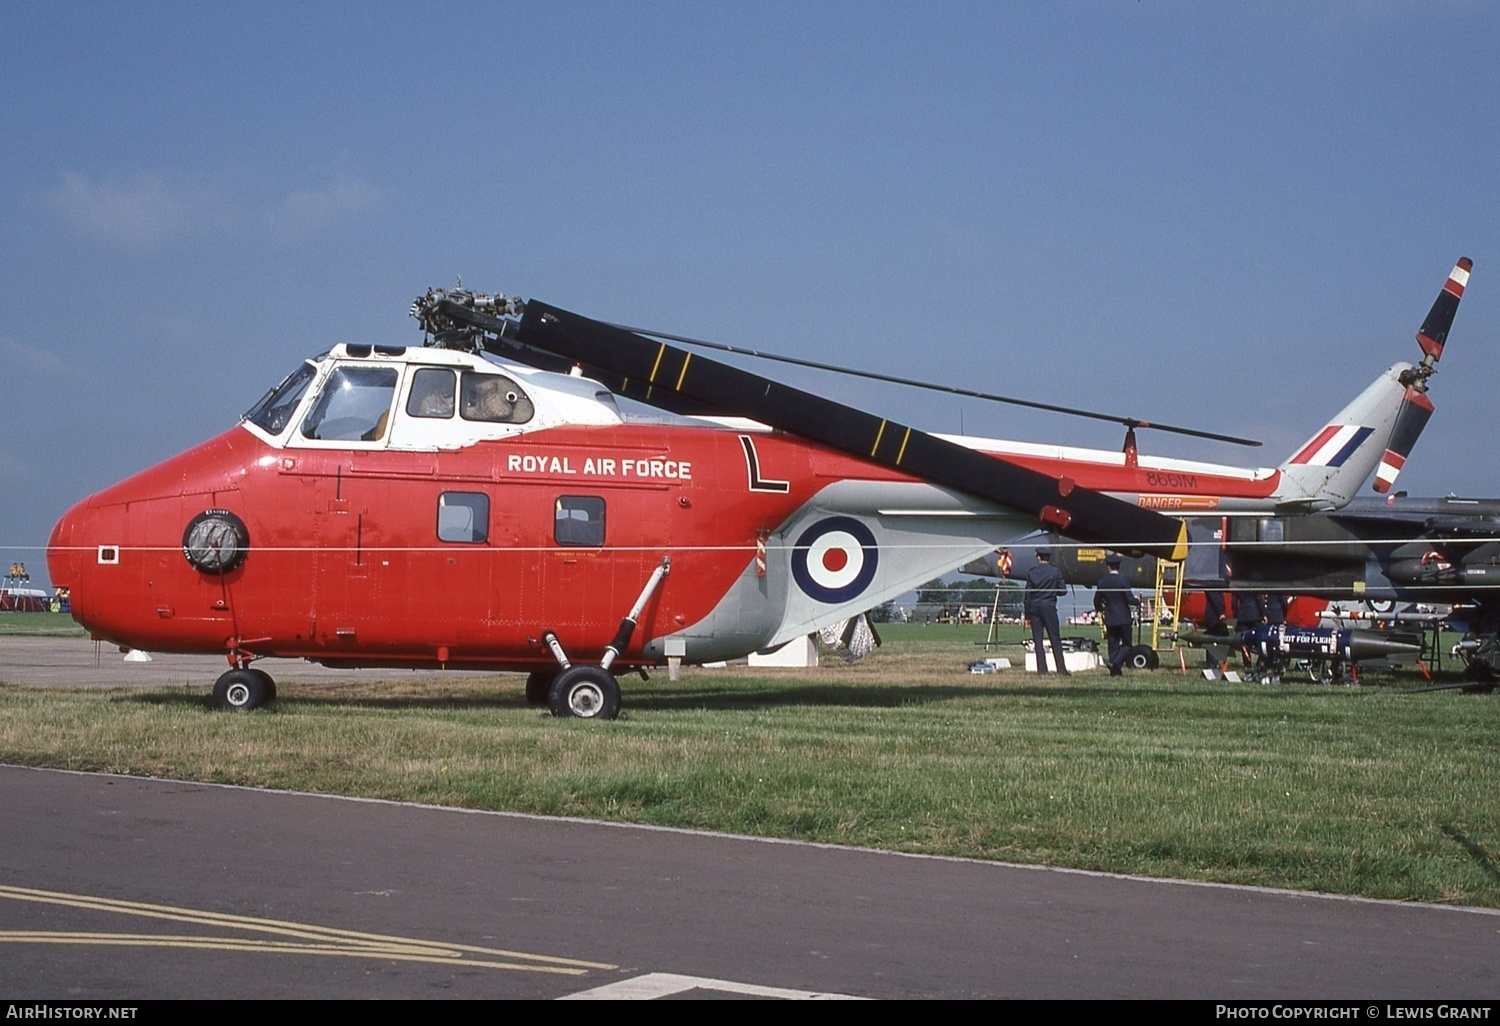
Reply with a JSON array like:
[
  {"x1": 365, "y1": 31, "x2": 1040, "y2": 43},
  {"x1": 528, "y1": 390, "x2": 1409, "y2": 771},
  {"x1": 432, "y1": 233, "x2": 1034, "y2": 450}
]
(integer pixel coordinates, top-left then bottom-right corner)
[
  {"x1": 610, "y1": 321, "x2": 1261, "y2": 448},
  {"x1": 430, "y1": 298, "x2": 728, "y2": 417},
  {"x1": 515, "y1": 301, "x2": 1189, "y2": 561}
]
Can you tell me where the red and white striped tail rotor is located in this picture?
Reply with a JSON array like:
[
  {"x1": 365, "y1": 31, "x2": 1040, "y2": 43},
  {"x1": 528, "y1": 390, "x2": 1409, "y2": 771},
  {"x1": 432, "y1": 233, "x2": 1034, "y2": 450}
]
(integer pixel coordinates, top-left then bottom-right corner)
[{"x1": 1374, "y1": 258, "x2": 1471, "y2": 494}]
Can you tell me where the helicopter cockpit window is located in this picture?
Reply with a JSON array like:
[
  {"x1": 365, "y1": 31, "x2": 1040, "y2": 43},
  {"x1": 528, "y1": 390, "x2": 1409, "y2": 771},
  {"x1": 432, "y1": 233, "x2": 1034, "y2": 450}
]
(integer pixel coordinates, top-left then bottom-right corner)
[
  {"x1": 406, "y1": 367, "x2": 456, "y2": 419},
  {"x1": 245, "y1": 361, "x2": 316, "y2": 436},
  {"x1": 300, "y1": 365, "x2": 398, "y2": 442},
  {"x1": 554, "y1": 496, "x2": 605, "y2": 547},
  {"x1": 460, "y1": 372, "x2": 534, "y2": 425}
]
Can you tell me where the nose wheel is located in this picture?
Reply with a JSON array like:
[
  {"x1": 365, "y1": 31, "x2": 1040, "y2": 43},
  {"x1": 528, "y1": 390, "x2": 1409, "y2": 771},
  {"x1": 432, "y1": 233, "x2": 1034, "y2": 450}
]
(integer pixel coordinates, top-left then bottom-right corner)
[{"x1": 213, "y1": 667, "x2": 276, "y2": 711}]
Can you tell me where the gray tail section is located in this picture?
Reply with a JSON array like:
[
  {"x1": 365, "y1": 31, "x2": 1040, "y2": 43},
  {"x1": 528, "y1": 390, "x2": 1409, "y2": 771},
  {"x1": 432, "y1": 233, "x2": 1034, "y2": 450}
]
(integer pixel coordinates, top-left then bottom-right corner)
[
  {"x1": 1273, "y1": 365, "x2": 1409, "y2": 512},
  {"x1": 1275, "y1": 257, "x2": 1471, "y2": 511}
]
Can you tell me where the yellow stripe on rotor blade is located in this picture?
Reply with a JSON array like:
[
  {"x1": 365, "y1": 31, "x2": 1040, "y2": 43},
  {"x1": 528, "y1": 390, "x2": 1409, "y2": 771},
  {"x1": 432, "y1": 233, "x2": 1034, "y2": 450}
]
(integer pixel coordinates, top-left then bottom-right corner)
[
  {"x1": 1171, "y1": 521, "x2": 1189, "y2": 563},
  {"x1": 870, "y1": 420, "x2": 887, "y2": 457},
  {"x1": 675, "y1": 352, "x2": 692, "y2": 391}
]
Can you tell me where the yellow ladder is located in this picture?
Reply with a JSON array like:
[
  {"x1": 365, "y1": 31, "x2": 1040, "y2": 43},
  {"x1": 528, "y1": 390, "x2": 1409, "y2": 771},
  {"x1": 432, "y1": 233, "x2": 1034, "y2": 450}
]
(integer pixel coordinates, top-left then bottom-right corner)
[{"x1": 1152, "y1": 558, "x2": 1184, "y2": 652}]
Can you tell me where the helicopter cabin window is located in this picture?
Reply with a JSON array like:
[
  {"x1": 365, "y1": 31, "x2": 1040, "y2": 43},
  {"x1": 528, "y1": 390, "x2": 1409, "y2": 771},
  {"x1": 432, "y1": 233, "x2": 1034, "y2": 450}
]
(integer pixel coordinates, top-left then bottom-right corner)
[
  {"x1": 406, "y1": 367, "x2": 456, "y2": 419},
  {"x1": 554, "y1": 496, "x2": 605, "y2": 547},
  {"x1": 245, "y1": 361, "x2": 316, "y2": 436},
  {"x1": 300, "y1": 366, "x2": 399, "y2": 442},
  {"x1": 460, "y1": 371, "x2": 534, "y2": 425},
  {"x1": 437, "y1": 492, "x2": 489, "y2": 544}
]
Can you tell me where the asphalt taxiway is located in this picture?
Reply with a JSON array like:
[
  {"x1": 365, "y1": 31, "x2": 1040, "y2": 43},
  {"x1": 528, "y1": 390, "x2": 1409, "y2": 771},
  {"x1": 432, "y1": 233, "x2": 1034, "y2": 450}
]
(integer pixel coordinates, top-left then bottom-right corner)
[
  {"x1": 0, "y1": 635, "x2": 454, "y2": 689},
  {"x1": 1, "y1": 764, "x2": 1497, "y2": 1000},
  {"x1": 3, "y1": 636, "x2": 1498, "y2": 999}
]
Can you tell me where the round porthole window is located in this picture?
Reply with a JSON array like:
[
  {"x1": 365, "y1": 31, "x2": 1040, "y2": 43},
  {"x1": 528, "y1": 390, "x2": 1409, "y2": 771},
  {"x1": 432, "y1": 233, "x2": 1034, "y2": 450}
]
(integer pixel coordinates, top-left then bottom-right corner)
[{"x1": 182, "y1": 510, "x2": 250, "y2": 574}]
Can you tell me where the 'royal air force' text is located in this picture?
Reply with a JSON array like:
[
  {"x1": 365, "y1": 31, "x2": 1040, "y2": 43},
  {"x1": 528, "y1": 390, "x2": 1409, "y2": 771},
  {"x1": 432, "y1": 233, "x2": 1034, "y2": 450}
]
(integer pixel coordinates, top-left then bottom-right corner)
[{"x1": 507, "y1": 454, "x2": 692, "y2": 480}]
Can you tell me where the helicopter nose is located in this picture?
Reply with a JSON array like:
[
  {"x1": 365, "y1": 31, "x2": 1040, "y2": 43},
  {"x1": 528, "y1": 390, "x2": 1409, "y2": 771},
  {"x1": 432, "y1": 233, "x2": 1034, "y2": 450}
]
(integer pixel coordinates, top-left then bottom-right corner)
[{"x1": 46, "y1": 500, "x2": 89, "y2": 614}]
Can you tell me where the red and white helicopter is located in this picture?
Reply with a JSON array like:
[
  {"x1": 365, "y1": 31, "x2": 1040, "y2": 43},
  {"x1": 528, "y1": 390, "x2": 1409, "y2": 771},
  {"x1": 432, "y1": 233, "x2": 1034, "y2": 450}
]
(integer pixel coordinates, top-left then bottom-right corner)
[{"x1": 46, "y1": 259, "x2": 1470, "y2": 718}]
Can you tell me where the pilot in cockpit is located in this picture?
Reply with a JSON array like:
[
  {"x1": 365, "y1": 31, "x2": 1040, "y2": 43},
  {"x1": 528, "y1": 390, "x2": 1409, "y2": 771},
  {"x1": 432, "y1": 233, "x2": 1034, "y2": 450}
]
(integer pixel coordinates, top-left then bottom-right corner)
[{"x1": 406, "y1": 368, "x2": 456, "y2": 419}]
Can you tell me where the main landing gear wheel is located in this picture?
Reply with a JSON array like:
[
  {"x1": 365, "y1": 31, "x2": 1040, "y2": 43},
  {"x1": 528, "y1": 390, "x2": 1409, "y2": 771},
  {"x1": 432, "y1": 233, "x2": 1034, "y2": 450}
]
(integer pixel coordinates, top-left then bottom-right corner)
[
  {"x1": 1126, "y1": 646, "x2": 1160, "y2": 671},
  {"x1": 548, "y1": 666, "x2": 622, "y2": 720},
  {"x1": 525, "y1": 671, "x2": 556, "y2": 706},
  {"x1": 213, "y1": 667, "x2": 274, "y2": 711},
  {"x1": 248, "y1": 667, "x2": 276, "y2": 700},
  {"x1": 1460, "y1": 663, "x2": 1495, "y2": 695}
]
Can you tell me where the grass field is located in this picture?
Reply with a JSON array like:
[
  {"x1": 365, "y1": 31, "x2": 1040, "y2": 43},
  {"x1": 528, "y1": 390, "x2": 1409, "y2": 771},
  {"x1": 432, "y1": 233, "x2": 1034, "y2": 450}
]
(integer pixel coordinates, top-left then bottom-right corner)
[
  {"x1": 0, "y1": 611, "x2": 86, "y2": 636},
  {"x1": 1, "y1": 620, "x2": 1497, "y2": 906}
]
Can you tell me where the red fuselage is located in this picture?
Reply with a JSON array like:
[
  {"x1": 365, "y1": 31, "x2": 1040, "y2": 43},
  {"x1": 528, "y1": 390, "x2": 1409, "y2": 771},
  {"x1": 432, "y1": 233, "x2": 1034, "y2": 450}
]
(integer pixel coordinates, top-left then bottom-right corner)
[
  {"x1": 44, "y1": 345, "x2": 1307, "y2": 673},
  {"x1": 48, "y1": 419, "x2": 879, "y2": 670}
]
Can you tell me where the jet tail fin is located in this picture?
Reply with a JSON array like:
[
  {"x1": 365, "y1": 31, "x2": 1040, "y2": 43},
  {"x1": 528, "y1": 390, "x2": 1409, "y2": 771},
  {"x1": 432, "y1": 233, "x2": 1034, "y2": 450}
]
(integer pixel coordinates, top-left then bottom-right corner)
[{"x1": 1275, "y1": 258, "x2": 1470, "y2": 509}]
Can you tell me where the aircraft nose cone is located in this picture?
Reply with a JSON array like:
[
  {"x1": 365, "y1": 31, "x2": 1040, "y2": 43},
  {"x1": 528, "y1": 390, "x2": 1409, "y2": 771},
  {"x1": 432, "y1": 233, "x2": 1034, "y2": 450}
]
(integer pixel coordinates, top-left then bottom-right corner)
[
  {"x1": 46, "y1": 499, "x2": 91, "y2": 620},
  {"x1": 47, "y1": 505, "x2": 78, "y2": 581}
]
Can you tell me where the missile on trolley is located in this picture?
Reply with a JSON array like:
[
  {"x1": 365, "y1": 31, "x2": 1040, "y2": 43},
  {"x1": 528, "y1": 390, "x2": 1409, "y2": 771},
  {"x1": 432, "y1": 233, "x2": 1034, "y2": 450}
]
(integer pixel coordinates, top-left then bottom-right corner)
[{"x1": 1177, "y1": 624, "x2": 1422, "y2": 664}]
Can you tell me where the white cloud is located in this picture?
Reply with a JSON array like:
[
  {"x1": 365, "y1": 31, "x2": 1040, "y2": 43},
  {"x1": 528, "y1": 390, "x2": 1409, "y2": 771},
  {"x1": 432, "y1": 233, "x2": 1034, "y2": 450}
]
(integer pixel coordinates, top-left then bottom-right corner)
[
  {"x1": 47, "y1": 172, "x2": 242, "y2": 248},
  {"x1": 47, "y1": 171, "x2": 384, "y2": 248},
  {"x1": 0, "y1": 336, "x2": 70, "y2": 376},
  {"x1": 266, "y1": 176, "x2": 385, "y2": 240}
]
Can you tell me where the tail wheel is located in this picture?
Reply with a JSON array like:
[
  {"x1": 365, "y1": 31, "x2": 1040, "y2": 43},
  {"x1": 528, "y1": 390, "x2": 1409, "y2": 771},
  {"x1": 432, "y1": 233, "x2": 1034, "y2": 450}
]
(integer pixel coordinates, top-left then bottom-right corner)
[
  {"x1": 524, "y1": 671, "x2": 556, "y2": 706},
  {"x1": 213, "y1": 668, "x2": 273, "y2": 711},
  {"x1": 548, "y1": 666, "x2": 621, "y2": 720},
  {"x1": 1127, "y1": 646, "x2": 1158, "y2": 671}
]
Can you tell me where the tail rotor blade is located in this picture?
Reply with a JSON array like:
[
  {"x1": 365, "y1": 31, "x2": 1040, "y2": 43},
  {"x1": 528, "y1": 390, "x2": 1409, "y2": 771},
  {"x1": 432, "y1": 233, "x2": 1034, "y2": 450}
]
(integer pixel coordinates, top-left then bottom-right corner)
[
  {"x1": 1372, "y1": 387, "x2": 1435, "y2": 494},
  {"x1": 1416, "y1": 257, "x2": 1472, "y2": 364},
  {"x1": 1376, "y1": 257, "x2": 1471, "y2": 493}
]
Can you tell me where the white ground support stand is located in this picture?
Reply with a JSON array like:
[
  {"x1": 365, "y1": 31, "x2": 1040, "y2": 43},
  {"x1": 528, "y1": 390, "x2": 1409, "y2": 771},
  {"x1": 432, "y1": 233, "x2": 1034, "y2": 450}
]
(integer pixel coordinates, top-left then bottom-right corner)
[
  {"x1": 748, "y1": 636, "x2": 819, "y2": 667},
  {"x1": 1024, "y1": 649, "x2": 1101, "y2": 673}
]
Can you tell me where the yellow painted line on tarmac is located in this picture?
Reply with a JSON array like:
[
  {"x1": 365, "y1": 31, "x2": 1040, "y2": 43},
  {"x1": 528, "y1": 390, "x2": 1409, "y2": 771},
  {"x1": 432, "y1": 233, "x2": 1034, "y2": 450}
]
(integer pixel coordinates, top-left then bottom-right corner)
[{"x1": 0, "y1": 885, "x2": 615, "y2": 975}]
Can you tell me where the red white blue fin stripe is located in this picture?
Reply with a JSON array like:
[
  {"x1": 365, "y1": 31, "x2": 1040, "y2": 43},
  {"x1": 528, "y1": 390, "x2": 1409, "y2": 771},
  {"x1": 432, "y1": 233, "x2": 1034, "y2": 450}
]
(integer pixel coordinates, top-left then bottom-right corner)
[{"x1": 1289, "y1": 425, "x2": 1374, "y2": 467}]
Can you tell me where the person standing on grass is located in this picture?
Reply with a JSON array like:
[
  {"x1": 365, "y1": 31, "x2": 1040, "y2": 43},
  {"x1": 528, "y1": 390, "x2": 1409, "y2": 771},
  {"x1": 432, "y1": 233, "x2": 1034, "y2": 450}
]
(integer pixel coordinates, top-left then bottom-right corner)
[
  {"x1": 1093, "y1": 553, "x2": 1141, "y2": 676},
  {"x1": 1024, "y1": 548, "x2": 1069, "y2": 675}
]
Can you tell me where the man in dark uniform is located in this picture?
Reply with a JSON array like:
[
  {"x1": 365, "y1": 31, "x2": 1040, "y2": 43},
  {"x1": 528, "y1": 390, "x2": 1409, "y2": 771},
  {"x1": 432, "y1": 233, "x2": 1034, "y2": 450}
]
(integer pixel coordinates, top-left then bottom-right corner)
[
  {"x1": 1024, "y1": 547, "x2": 1069, "y2": 675},
  {"x1": 1234, "y1": 591, "x2": 1266, "y2": 629},
  {"x1": 1094, "y1": 553, "x2": 1142, "y2": 676},
  {"x1": 1234, "y1": 592, "x2": 1267, "y2": 668}
]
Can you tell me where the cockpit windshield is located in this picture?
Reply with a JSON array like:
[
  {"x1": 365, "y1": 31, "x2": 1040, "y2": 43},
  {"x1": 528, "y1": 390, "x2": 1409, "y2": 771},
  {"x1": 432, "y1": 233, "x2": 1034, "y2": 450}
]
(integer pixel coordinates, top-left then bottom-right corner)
[
  {"x1": 244, "y1": 361, "x2": 316, "y2": 436},
  {"x1": 300, "y1": 365, "x2": 399, "y2": 442}
]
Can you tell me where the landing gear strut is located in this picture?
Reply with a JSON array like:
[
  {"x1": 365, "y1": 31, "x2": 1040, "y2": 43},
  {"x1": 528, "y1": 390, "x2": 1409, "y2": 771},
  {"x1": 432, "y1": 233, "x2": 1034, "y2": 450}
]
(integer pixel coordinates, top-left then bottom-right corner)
[{"x1": 538, "y1": 557, "x2": 670, "y2": 721}]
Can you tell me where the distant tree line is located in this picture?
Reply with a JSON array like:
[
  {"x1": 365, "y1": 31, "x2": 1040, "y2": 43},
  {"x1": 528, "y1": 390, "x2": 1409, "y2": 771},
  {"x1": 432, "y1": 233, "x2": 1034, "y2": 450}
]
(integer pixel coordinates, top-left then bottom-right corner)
[{"x1": 913, "y1": 577, "x2": 1026, "y2": 615}]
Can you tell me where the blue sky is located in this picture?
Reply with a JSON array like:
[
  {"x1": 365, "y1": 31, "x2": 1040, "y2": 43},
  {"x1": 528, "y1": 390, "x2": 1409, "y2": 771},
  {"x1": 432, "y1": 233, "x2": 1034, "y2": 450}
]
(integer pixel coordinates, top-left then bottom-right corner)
[{"x1": 3, "y1": 2, "x2": 1497, "y2": 589}]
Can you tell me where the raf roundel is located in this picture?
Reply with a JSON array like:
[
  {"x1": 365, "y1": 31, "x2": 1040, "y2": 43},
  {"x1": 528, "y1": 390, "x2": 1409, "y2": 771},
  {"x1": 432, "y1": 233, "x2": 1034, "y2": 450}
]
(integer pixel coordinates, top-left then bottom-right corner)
[{"x1": 791, "y1": 516, "x2": 879, "y2": 604}]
